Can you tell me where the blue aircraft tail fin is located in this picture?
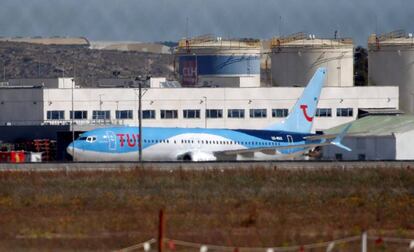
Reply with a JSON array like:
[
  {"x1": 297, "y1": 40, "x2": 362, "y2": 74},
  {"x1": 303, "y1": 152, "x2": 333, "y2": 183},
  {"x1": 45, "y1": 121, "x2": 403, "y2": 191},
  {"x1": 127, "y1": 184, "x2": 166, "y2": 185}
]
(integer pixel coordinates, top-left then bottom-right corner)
[{"x1": 266, "y1": 67, "x2": 326, "y2": 133}]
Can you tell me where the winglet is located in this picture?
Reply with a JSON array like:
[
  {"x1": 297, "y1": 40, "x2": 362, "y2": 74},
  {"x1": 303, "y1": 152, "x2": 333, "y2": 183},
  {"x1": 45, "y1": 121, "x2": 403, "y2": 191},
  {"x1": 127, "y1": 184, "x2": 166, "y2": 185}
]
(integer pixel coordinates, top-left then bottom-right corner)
[{"x1": 331, "y1": 124, "x2": 352, "y2": 152}]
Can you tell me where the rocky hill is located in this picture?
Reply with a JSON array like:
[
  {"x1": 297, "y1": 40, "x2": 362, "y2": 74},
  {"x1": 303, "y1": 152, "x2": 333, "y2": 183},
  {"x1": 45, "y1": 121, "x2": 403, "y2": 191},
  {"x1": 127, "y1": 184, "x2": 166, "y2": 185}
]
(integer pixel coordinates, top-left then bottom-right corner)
[{"x1": 0, "y1": 41, "x2": 175, "y2": 87}]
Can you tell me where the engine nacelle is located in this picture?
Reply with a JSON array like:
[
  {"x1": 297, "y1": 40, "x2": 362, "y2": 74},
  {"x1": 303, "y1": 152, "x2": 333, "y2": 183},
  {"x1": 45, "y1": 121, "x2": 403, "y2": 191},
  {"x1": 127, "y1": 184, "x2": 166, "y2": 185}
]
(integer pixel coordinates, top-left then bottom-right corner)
[{"x1": 179, "y1": 151, "x2": 217, "y2": 161}]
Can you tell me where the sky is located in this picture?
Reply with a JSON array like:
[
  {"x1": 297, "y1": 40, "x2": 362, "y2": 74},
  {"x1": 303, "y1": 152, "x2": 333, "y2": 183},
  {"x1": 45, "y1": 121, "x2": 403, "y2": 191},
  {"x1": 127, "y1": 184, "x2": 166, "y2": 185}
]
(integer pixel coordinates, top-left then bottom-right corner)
[{"x1": 1, "y1": 0, "x2": 413, "y2": 46}]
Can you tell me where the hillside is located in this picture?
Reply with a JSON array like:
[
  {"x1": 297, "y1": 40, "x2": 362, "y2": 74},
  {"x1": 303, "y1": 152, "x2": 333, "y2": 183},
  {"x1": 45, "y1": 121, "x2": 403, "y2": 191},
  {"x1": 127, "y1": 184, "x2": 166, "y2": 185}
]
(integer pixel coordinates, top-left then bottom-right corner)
[{"x1": 0, "y1": 42, "x2": 175, "y2": 87}]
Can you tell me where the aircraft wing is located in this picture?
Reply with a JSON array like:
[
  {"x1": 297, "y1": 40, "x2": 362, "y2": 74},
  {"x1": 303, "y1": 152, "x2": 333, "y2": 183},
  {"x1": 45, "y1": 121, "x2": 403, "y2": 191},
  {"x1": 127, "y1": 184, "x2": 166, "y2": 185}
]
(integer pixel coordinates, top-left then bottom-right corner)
[
  {"x1": 215, "y1": 124, "x2": 353, "y2": 156},
  {"x1": 214, "y1": 142, "x2": 331, "y2": 156},
  {"x1": 304, "y1": 132, "x2": 366, "y2": 141}
]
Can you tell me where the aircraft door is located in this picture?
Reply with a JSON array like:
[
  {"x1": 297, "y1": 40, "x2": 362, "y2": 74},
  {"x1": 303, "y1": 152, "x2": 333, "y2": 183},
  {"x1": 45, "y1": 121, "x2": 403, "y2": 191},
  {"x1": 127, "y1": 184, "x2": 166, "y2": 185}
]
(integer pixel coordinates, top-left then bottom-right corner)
[
  {"x1": 287, "y1": 135, "x2": 294, "y2": 154},
  {"x1": 106, "y1": 131, "x2": 116, "y2": 151}
]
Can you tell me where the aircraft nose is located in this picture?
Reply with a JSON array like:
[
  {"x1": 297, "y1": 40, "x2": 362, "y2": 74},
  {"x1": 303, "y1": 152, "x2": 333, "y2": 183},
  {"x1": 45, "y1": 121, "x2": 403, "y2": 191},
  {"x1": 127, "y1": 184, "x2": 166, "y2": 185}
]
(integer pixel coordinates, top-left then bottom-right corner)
[{"x1": 66, "y1": 142, "x2": 75, "y2": 156}]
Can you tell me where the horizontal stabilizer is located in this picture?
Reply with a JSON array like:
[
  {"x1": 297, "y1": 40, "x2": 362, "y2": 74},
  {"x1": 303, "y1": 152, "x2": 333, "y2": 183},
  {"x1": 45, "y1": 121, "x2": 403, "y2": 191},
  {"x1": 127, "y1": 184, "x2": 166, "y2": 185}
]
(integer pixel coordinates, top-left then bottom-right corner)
[{"x1": 331, "y1": 124, "x2": 352, "y2": 152}]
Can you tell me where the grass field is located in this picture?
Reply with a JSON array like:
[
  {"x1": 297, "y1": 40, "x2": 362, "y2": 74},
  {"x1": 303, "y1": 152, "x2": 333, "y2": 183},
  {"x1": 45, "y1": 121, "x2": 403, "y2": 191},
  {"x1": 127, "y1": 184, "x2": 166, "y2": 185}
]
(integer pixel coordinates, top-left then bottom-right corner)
[{"x1": 0, "y1": 167, "x2": 413, "y2": 251}]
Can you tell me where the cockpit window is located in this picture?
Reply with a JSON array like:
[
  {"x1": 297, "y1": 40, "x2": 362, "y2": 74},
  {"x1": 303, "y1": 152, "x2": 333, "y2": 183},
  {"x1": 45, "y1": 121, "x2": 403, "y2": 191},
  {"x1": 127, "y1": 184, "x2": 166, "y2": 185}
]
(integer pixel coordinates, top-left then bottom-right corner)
[
  {"x1": 86, "y1": 136, "x2": 97, "y2": 143},
  {"x1": 78, "y1": 137, "x2": 87, "y2": 141}
]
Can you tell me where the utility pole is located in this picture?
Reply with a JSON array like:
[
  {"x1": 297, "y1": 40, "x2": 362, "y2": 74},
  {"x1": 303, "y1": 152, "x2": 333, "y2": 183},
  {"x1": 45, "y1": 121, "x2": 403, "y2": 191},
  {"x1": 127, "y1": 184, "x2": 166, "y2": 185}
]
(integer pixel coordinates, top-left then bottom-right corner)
[
  {"x1": 203, "y1": 96, "x2": 207, "y2": 128},
  {"x1": 138, "y1": 79, "x2": 142, "y2": 162},
  {"x1": 71, "y1": 78, "x2": 75, "y2": 161}
]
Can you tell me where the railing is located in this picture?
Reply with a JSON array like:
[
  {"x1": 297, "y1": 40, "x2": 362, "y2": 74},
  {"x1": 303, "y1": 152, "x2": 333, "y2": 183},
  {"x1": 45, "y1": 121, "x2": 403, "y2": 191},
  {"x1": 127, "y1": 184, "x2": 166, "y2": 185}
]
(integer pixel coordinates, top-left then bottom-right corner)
[
  {"x1": 270, "y1": 32, "x2": 353, "y2": 48},
  {"x1": 177, "y1": 36, "x2": 261, "y2": 49},
  {"x1": 0, "y1": 119, "x2": 128, "y2": 126}
]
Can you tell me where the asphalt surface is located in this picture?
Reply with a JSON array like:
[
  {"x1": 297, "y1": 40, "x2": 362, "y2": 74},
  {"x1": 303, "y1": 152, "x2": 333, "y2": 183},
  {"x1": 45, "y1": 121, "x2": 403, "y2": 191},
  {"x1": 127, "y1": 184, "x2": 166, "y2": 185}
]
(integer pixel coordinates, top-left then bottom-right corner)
[{"x1": 0, "y1": 160, "x2": 413, "y2": 172}]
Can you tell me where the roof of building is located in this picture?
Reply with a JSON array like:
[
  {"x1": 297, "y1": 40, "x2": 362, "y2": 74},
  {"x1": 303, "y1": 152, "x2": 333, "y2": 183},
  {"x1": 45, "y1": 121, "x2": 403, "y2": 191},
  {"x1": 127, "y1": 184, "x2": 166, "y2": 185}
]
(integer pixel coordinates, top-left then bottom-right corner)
[
  {"x1": 270, "y1": 32, "x2": 353, "y2": 49},
  {"x1": 325, "y1": 115, "x2": 414, "y2": 136},
  {"x1": 177, "y1": 35, "x2": 261, "y2": 49},
  {"x1": 368, "y1": 30, "x2": 414, "y2": 48}
]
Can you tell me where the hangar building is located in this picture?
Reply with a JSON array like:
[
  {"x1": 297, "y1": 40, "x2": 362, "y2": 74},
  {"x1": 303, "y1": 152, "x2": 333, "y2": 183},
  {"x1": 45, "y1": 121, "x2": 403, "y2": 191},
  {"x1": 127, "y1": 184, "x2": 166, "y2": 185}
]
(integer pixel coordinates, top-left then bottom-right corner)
[{"x1": 322, "y1": 116, "x2": 414, "y2": 160}]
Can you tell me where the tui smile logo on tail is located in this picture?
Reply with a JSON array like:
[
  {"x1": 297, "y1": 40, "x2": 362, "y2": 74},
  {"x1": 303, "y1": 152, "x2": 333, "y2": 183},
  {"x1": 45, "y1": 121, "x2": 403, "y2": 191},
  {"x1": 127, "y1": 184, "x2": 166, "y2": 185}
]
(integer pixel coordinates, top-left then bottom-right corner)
[{"x1": 300, "y1": 104, "x2": 313, "y2": 122}]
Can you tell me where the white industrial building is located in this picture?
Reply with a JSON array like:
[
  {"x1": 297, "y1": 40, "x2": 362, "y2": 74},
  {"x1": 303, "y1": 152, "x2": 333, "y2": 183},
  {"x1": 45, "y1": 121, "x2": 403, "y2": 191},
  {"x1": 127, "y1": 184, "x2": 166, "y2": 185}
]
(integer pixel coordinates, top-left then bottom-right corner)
[
  {"x1": 368, "y1": 30, "x2": 414, "y2": 114},
  {"x1": 0, "y1": 78, "x2": 398, "y2": 132},
  {"x1": 271, "y1": 33, "x2": 354, "y2": 87},
  {"x1": 323, "y1": 116, "x2": 414, "y2": 160}
]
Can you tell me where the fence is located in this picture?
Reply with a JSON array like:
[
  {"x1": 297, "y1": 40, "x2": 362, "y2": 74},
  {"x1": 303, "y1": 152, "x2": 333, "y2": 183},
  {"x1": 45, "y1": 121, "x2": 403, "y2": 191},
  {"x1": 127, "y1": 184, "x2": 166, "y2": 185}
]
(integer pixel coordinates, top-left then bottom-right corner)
[{"x1": 116, "y1": 210, "x2": 414, "y2": 252}]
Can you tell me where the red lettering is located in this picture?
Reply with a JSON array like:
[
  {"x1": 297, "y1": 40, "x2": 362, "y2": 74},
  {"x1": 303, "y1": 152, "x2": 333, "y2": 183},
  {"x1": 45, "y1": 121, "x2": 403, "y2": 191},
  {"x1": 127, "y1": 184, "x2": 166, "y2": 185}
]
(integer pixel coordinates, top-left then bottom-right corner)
[
  {"x1": 117, "y1": 134, "x2": 125, "y2": 147},
  {"x1": 127, "y1": 134, "x2": 136, "y2": 147}
]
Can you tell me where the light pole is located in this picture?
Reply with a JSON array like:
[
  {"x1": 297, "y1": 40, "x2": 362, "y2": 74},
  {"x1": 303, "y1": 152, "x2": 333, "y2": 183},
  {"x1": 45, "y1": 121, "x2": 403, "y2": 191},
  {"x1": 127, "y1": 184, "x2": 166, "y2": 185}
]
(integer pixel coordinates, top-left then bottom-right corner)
[
  {"x1": 203, "y1": 96, "x2": 207, "y2": 128},
  {"x1": 138, "y1": 79, "x2": 142, "y2": 162},
  {"x1": 71, "y1": 78, "x2": 75, "y2": 160},
  {"x1": 135, "y1": 75, "x2": 150, "y2": 162},
  {"x1": 98, "y1": 94, "x2": 104, "y2": 124},
  {"x1": 135, "y1": 77, "x2": 143, "y2": 162}
]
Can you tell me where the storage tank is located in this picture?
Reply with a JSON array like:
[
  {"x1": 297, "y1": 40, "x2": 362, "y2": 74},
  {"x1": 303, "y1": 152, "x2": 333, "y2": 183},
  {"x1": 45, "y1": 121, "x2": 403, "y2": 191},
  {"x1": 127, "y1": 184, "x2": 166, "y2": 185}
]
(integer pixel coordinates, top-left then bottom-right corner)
[
  {"x1": 270, "y1": 33, "x2": 354, "y2": 87},
  {"x1": 175, "y1": 35, "x2": 261, "y2": 87},
  {"x1": 368, "y1": 30, "x2": 414, "y2": 113}
]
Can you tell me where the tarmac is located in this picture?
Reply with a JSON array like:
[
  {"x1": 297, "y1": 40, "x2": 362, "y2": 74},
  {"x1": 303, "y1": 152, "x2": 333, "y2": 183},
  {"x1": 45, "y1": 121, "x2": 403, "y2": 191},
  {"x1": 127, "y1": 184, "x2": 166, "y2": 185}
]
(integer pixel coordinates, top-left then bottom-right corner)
[{"x1": 0, "y1": 160, "x2": 413, "y2": 172}]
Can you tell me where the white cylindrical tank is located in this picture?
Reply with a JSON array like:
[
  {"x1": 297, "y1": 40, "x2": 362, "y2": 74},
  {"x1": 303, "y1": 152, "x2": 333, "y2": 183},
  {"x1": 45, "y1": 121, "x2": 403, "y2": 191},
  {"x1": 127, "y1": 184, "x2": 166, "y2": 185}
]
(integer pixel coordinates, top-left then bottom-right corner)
[
  {"x1": 176, "y1": 36, "x2": 261, "y2": 87},
  {"x1": 270, "y1": 34, "x2": 354, "y2": 87},
  {"x1": 368, "y1": 31, "x2": 414, "y2": 113}
]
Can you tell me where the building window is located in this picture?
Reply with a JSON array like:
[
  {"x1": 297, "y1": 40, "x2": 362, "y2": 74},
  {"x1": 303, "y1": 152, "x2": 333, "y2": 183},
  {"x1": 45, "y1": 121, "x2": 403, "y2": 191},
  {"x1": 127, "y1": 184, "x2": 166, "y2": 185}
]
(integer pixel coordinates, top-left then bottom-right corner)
[
  {"x1": 183, "y1": 109, "x2": 200, "y2": 119},
  {"x1": 70, "y1": 111, "x2": 87, "y2": 120},
  {"x1": 272, "y1": 109, "x2": 289, "y2": 118},
  {"x1": 161, "y1": 110, "x2": 178, "y2": 119},
  {"x1": 206, "y1": 109, "x2": 223, "y2": 118},
  {"x1": 228, "y1": 109, "x2": 245, "y2": 118},
  {"x1": 337, "y1": 108, "x2": 353, "y2": 117},
  {"x1": 47, "y1": 110, "x2": 65, "y2": 120},
  {"x1": 316, "y1": 108, "x2": 332, "y2": 117},
  {"x1": 92, "y1": 110, "x2": 111, "y2": 120},
  {"x1": 142, "y1": 110, "x2": 156, "y2": 119},
  {"x1": 358, "y1": 154, "x2": 366, "y2": 160},
  {"x1": 335, "y1": 153, "x2": 343, "y2": 160},
  {"x1": 116, "y1": 110, "x2": 133, "y2": 119},
  {"x1": 250, "y1": 109, "x2": 267, "y2": 118}
]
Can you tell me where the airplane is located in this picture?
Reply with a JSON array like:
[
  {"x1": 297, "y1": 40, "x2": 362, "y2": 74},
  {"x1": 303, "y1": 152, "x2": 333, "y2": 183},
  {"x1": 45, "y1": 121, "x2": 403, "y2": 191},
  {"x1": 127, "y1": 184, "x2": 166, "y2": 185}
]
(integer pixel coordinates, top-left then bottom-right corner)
[{"x1": 66, "y1": 67, "x2": 352, "y2": 162}]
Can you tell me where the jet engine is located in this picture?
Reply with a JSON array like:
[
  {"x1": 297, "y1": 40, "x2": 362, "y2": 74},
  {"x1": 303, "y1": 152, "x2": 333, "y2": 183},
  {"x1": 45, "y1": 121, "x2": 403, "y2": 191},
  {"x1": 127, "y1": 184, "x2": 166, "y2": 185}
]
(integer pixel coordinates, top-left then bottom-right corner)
[{"x1": 178, "y1": 151, "x2": 217, "y2": 161}]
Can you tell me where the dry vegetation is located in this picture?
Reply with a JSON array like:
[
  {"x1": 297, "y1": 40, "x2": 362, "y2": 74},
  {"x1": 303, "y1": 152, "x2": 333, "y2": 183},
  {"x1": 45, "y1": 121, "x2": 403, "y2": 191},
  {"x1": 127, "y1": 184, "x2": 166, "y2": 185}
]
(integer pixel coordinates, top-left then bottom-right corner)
[
  {"x1": 0, "y1": 41, "x2": 174, "y2": 86},
  {"x1": 0, "y1": 167, "x2": 413, "y2": 251}
]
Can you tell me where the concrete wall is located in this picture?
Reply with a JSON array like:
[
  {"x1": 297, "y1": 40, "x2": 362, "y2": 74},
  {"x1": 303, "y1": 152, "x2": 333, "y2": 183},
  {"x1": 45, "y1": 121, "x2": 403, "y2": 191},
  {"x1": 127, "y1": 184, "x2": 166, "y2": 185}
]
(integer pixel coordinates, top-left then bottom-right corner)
[
  {"x1": 396, "y1": 130, "x2": 414, "y2": 159},
  {"x1": 8, "y1": 78, "x2": 75, "y2": 88},
  {"x1": 197, "y1": 76, "x2": 261, "y2": 87},
  {"x1": 322, "y1": 135, "x2": 396, "y2": 160},
  {"x1": 0, "y1": 88, "x2": 44, "y2": 125}
]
